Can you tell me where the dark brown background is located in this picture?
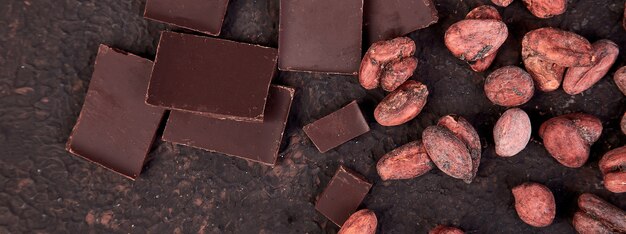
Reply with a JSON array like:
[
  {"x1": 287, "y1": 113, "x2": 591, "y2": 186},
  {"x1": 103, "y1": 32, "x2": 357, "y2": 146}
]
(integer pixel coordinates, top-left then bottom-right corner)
[{"x1": 0, "y1": 0, "x2": 625, "y2": 233}]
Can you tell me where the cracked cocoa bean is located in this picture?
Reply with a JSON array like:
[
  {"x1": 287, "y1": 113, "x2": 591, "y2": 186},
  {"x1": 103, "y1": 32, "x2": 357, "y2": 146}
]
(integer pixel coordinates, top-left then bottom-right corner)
[
  {"x1": 380, "y1": 57, "x2": 418, "y2": 92},
  {"x1": 573, "y1": 211, "x2": 613, "y2": 234},
  {"x1": 522, "y1": 0, "x2": 566, "y2": 18},
  {"x1": 444, "y1": 19, "x2": 508, "y2": 62},
  {"x1": 493, "y1": 108, "x2": 531, "y2": 157},
  {"x1": 599, "y1": 145, "x2": 626, "y2": 193},
  {"x1": 359, "y1": 37, "x2": 416, "y2": 90},
  {"x1": 374, "y1": 80, "x2": 428, "y2": 126},
  {"x1": 376, "y1": 140, "x2": 434, "y2": 181},
  {"x1": 484, "y1": 66, "x2": 534, "y2": 106},
  {"x1": 523, "y1": 56, "x2": 565, "y2": 92},
  {"x1": 512, "y1": 182, "x2": 556, "y2": 227},
  {"x1": 539, "y1": 113, "x2": 602, "y2": 168},
  {"x1": 465, "y1": 6, "x2": 502, "y2": 72},
  {"x1": 429, "y1": 225, "x2": 464, "y2": 234},
  {"x1": 522, "y1": 27, "x2": 593, "y2": 67},
  {"x1": 563, "y1": 40, "x2": 619, "y2": 95},
  {"x1": 437, "y1": 115, "x2": 481, "y2": 183},
  {"x1": 491, "y1": 0, "x2": 513, "y2": 7},
  {"x1": 614, "y1": 66, "x2": 626, "y2": 96},
  {"x1": 338, "y1": 209, "x2": 377, "y2": 234},
  {"x1": 578, "y1": 193, "x2": 626, "y2": 232}
]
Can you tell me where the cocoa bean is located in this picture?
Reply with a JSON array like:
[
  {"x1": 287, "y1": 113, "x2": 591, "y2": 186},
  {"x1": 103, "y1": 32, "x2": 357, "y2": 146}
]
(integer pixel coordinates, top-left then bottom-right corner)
[
  {"x1": 493, "y1": 108, "x2": 531, "y2": 157},
  {"x1": 614, "y1": 66, "x2": 626, "y2": 96},
  {"x1": 465, "y1": 6, "x2": 502, "y2": 72},
  {"x1": 437, "y1": 115, "x2": 481, "y2": 183},
  {"x1": 359, "y1": 37, "x2": 416, "y2": 90},
  {"x1": 598, "y1": 145, "x2": 626, "y2": 175},
  {"x1": 578, "y1": 193, "x2": 626, "y2": 232},
  {"x1": 539, "y1": 113, "x2": 602, "y2": 168},
  {"x1": 444, "y1": 19, "x2": 508, "y2": 62},
  {"x1": 338, "y1": 209, "x2": 377, "y2": 234},
  {"x1": 573, "y1": 211, "x2": 613, "y2": 234},
  {"x1": 359, "y1": 56, "x2": 383, "y2": 90},
  {"x1": 522, "y1": 27, "x2": 593, "y2": 67},
  {"x1": 376, "y1": 140, "x2": 434, "y2": 181},
  {"x1": 512, "y1": 182, "x2": 556, "y2": 227},
  {"x1": 604, "y1": 172, "x2": 626, "y2": 193},
  {"x1": 380, "y1": 57, "x2": 418, "y2": 92},
  {"x1": 622, "y1": 112, "x2": 626, "y2": 135},
  {"x1": 491, "y1": 0, "x2": 513, "y2": 7},
  {"x1": 422, "y1": 126, "x2": 473, "y2": 181},
  {"x1": 374, "y1": 81, "x2": 428, "y2": 126},
  {"x1": 522, "y1": 0, "x2": 566, "y2": 18},
  {"x1": 563, "y1": 40, "x2": 619, "y2": 95},
  {"x1": 484, "y1": 66, "x2": 535, "y2": 106},
  {"x1": 523, "y1": 56, "x2": 565, "y2": 92},
  {"x1": 429, "y1": 225, "x2": 464, "y2": 234}
]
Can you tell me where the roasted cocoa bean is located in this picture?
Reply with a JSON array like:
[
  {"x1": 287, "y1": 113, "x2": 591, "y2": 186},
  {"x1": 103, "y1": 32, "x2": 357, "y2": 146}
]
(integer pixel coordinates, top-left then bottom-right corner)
[
  {"x1": 465, "y1": 6, "x2": 502, "y2": 72},
  {"x1": 376, "y1": 140, "x2": 434, "y2": 181},
  {"x1": 573, "y1": 211, "x2": 613, "y2": 234},
  {"x1": 493, "y1": 108, "x2": 532, "y2": 157},
  {"x1": 374, "y1": 80, "x2": 428, "y2": 126},
  {"x1": 522, "y1": 27, "x2": 593, "y2": 67},
  {"x1": 604, "y1": 172, "x2": 626, "y2": 193},
  {"x1": 423, "y1": 126, "x2": 473, "y2": 181},
  {"x1": 563, "y1": 40, "x2": 619, "y2": 95},
  {"x1": 338, "y1": 209, "x2": 377, "y2": 234},
  {"x1": 359, "y1": 56, "x2": 384, "y2": 90},
  {"x1": 381, "y1": 57, "x2": 418, "y2": 92},
  {"x1": 512, "y1": 182, "x2": 556, "y2": 227},
  {"x1": 484, "y1": 66, "x2": 535, "y2": 106},
  {"x1": 437, "y1": 115, "x2": 481, "y2": 183},
  {"x1": 578, "y1": 193, "x2": 626, "y2": 232},
  {"x1": 614, "y1": 66, "x2": 626, "y2": 96},
  {"x1": 444, "y1": 19, "x2": 508, "y2": 62},
  {"x1": 491, "y1": 0, "x2": 513, "y2": 7},
  {"x1": 523, "y1": 56, "x2": 565, "y2": 92},
  {"x1": 359, "y1": 37, "x2": 416, "y2": 90},
  {"x1": 429, "y1": 225, "x2": 464, "y2": 234},
  {"x1": 599, "y1": 146, "x2": 626, "y2": 193},
  {"x1": 622, "y1": 112, "x2": 626, "y2": 135},
  {"x1": 539, "y1": 113, "x2": 602, "y2": 168},
  {"x1": 522, "y1": 0, "x2": 566, "y2": 18}
]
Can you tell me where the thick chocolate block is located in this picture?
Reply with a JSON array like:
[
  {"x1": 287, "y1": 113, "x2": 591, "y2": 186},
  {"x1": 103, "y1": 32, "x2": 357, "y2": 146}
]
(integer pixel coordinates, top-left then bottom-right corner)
[
  {"x1": 162, "y1": 85, "x2": 294, "y2": 165},
  {"x1": 66, "y1": 45, "x2": 165, "y2": 180},
  {"x1": 365, "y1": 0, "x2": 438, "y2": 43},
  {"x1": 144, "y1": 0, "x2": 229, "y2": 36},
  {"x1": 303, "y1": 101, "x2": 370, "y2": 153},
  {"x1": 278, "y1": 0, "x2": 363, "y2": 75},
  {"x1": 315, "y1": 165, "x2": 372, "y2": 226},
  {"x1": 146, "y1": 31, "x2": 277, "y2": 122}
]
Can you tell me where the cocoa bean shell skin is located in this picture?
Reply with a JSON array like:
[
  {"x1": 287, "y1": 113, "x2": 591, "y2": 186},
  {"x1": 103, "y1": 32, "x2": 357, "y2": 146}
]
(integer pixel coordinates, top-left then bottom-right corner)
[
  {"x1": 484, "y1": 66, "x2": 535, "y2": 107},
  {"x1": 572, "y1": 211, "x2": 613, "y2": 234},
  {"x1": 563, "y1": 40, "x2": 620, "y2": 95},
  {"x1": 376, "y1": 140, "x2": 434, "y2": 181},
  {"x1": 465, "y1": 6, "x2": 502, "y2": 72},
  {"x1": 359, "y1": 56, "x2": 383, "y2": 90},
  {"x1": 523, "y1": 55, "x2": 565, "y2": 92},
  {"x1": 380, "y1": 57, "x2": 418, "y2": 92},
  {"x1": 522, "y1": 0, "x2": 567, "y2": 18},
  {"x1": 338, "y1": 209, "x2": 377, "y2": 234},
  {"x1": 368, "y1": 37, "x2": 416, "y2": 63},
  {"x1": 598, "y1": 145, "x2": 626, "y2": 175},
  {"x1": 562, "y1": 113, "x2": 603, "y2": 144},
  {"x1": 374, "y1": 80, "x2": 428, "y2": 126},
  {"x1": 422, "y1": 126, "x2": 473, "y2": 181},
  {"x1": 512, "y1": 182, "x2": 556, "y2": 227},
  {"x1": 437, "y1": 115, "x2": 481, "y2": 183},
  {"x1": 614, "y1": 66, "x2": 626, "y2": 96},
  {"x1": 491, "y1": 0, "x2": 513, "y2": 7},
  {"x1": 494, "y1": 108, "x2": 532, "y2": 157},
  {"x1": 444, "y1": 19, "x2": 508, "y2": 62},
  {"x1": 578, "y1": 193, "x2": 626, "y2": 232},
  {"x1": 522, "y1": 27, "x2": 593, "y2": 67},
  {"x1": 429, "y1": 225, "x2": 465, "y2": 234},
  {"x1": 604, "y1": 172, "x2": 626, "y2": 193}
]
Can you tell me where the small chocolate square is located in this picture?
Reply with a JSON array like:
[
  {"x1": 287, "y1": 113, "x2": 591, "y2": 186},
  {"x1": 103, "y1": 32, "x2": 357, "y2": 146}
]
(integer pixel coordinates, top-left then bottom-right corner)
[
  {"x1": 303, "y1": 101, "x2": 370, "y2": 153},
  {"x1": 315, "y1": 165, "x2": 372, "y2": 226}
]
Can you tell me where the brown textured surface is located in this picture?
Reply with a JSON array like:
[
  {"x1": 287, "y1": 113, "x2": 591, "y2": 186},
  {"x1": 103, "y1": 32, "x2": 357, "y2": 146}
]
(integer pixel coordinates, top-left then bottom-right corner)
[{"x1": 1, "y1": 0, "x2": 625, "y2": 233}]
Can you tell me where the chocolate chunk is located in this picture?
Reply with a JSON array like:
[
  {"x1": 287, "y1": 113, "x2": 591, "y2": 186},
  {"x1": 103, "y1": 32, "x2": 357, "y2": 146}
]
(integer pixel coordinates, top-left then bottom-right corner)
[
  {"x1": 303, "y1": 101, "x2": 370, "y2": 153},
  {"x1": 143, "y1": 0, "x2": 229, "y2": 35},
  {"x1": 162, "y1": 85, "x2": 294, "y2": 165},
  {"x1": 146, "y1": 31, "x2": 277, "y2": 122},
  {"x1": 278, "y1": 0, "x2": 363, "y2": 75},
  {"x1": 66, "y1": 45, "x2": 165, "y2": 179},
  {"x1": 365, "y1": 0, "x2": 438, "y2": 43},
  {"x1": 315, "y1": 165, "x2": 372, "y2": 226}
]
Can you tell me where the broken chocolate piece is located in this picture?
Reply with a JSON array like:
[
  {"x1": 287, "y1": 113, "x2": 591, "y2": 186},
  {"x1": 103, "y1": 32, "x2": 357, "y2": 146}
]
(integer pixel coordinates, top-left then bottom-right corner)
[
  {"x1": 66, "y1": 45, "x2": 165, "y2": 180},
  {"x1": 365, "y1": 0, "x2": 439, "y2": 43},
  {"x1": 315, "y1": 165, "x2": 372, "y2": 226},
  {"x1": 162, "y1": 85, "x2": 294, "y2": 165},
  {"x1": 303, "y1": 101, "x2": 370, "y2": 153},
  {"x1": 144, "y1": 0, "x2": 229, "y2": 36},
  {"x1": 146, "y1": 31, "x2": 277, "y2": 122}
]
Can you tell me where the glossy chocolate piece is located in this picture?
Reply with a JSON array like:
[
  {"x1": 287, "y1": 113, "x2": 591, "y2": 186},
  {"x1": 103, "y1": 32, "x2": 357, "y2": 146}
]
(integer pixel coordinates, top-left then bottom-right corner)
[
  {"x1": 278, "y1": 0, "x2": 363, "y2": 75},
  {"x1": 315, "y1": 165, "x2": 372, "y2": 226},
  {"x1": 147, "y1": 31, "x2": 277, "y2": 122},
  {"x1": 143, "y1": 0, "x2": 229, "y2": 35},
  {"x1": 303, "y1": 101, "x2": 369, "y2": 153},
  {"x1": 162, "y1": 85, "x2": 294, "y2": 165},
  {"x1": 66, "y1": 45, "x2": 165, "y2": 180},
  {"x1": 365, "y1": 0, "x2": 438, "y2": 43}
]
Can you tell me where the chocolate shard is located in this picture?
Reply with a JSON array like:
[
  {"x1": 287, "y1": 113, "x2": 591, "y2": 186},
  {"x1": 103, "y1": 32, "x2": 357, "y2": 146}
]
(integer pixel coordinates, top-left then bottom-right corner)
[
  {"x1": 303, "y1": 101, "x2": 370, "y2": 153},
  {"x1": 143, "y1": 0, "x2": 229, "y2": 36},
  {"x1": 315, "y1": 165, "x2": 372, "y2": 226},
  {"x1": 365, "y1": 0, "x2": 439, "y2": 43}
]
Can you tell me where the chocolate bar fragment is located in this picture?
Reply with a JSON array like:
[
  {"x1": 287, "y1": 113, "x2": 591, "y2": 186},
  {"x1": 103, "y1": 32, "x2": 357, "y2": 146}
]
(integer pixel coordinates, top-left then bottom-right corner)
[
  {"x1": 162, "y1": 85, "x2": 294, "y2": 165},
  {"x1": 66, "y1": 45, "x2": 165, "y2": 180},
  {"x1": 278, "y1": 0, "x2": 363, "y2": 75},
  {"x1": 303, "y1": 101, "x2": 369, "y2": 153},
  {"x1": 147, "y1": 31, "x2": 277, "y2": 122},
  {"x1": 365, "y1": 0, "x2": 438, "y2": 43},
  {"x1": 316, "y1": 165, "x2": 372, "y2": 226},
  {"x1": 144, "y1": 0, "x2": 229, "y2": 36}
]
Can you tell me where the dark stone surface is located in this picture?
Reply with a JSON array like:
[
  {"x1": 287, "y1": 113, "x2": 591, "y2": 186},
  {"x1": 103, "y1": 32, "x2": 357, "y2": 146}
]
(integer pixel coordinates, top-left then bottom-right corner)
[{"x1": 0, "y1": 0, "x2": 625, "y2": 233}]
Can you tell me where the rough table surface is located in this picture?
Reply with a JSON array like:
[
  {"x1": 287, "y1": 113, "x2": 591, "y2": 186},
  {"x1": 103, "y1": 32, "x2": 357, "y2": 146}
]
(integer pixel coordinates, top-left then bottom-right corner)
[{"x1": 0, "y1": 0, "x2": 625, "y2": 233}]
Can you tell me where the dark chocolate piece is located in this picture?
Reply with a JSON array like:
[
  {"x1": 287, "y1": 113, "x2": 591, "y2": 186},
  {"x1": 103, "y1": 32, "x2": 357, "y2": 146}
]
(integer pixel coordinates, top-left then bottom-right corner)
[
  {"x1": 303, "y1": 101, "x2": 369, "y2": 153},
  {"x1": 315, "y1": 165, "x2": 372, "y2": 226},
  {"x1": 278, "y1": 0, "x2": 363, "y2": 75},
  {"x1": 162, "y1": 85, "x2": 294, "y2": 165},
  {"x1": 144, "y1": 0, "x2": 229, "y2": 36},
  {"x1": 146, "y1": 31, "x2": 277, "y2": 122},
  {"x1": 66, "y1": 45, "x2": 165, "y2": 180},
  {"x1": 365, "y1": 0, "x2": 438, "y2": 43}
]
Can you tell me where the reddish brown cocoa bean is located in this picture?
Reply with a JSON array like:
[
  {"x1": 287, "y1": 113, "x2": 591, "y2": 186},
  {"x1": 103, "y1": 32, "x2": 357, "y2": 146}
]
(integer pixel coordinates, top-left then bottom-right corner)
[
  {"x1": 381, "y1": 57, "x2": 418, "y2": 92},
  {"x1": 522, "y1": 0, "x2": 566, "y2": 18},
  {"x1": 621, "y1": 112, "x2": 626, "y2": 135},
  {"x1": 376, "y1": 141, "x2": 434, "y2": 181},
  {"x1": 493, "y1": 108, "x2": 532, "y2": 157},
  {"x1": 444, "y1": 19, "x2": 508, "y2": 62},
  {"x1": 465, "y1": 6, "x2": 502, "y2": 72},
  {"x1": 598, "y1": 145, "x2": 626, "y2": 175},
  {"x1": 437, "y1": 115, "x2": 481, "y2": 183},
  {"x1": 614, "y1": 66, "x2": 626, "y2": 96},
  {"x1": 374, "y1": 81, "x2": 428, "y2": 126},
  {"x1": 573, "y1": 211, "x2": 613, "y2": 234},
  {"x1": 422, "y1": 126, "x2": 473, "y2": 181},
  {"x1": 484, "y1": 66, "x2": 535, "y2": 106},
  {"x1": 512, "y1": 182, "x2": 556, "y2": 227},
  {"x1": 539, "y1": 113, "x2": 602, "y2": 168},
  {"x1": 522, "y1": 28, "x2": 593, "y2": 67},
  {"x1": 491, "y1": 0, "x2": 513, "y2": 7},
  {"x1": 604, "y1": 172, "x2": 626, "y2": 193},
  {"x1": 359, "y1": 37, "x2": 416, "y2": 90},
  {"x1": 359, "y1": 56, "x2": 384, "y2": 90},
  {"x1": 429, "y1": 225, "x2": 464, "y2": 234},
  {"x1": 523, "y1": 56, "x2": 565, "y2": 92},
  {"x1": 338, "y1": 209, "x2": 377, "y2": 234},
  {"x1": 578, "y1": 193, "x2": 626, "y2": 232},
  {"x1": 563, "y1": 40, "x2": 620, "y2": 95}
]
